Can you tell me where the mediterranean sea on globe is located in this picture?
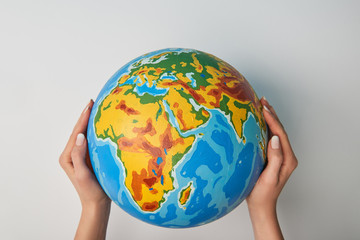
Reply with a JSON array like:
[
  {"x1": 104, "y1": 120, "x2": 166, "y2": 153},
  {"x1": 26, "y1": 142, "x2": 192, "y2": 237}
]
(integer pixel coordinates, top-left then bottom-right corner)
[{"x1": 87, "y1": 48, "x2": 268, "y2": 228}]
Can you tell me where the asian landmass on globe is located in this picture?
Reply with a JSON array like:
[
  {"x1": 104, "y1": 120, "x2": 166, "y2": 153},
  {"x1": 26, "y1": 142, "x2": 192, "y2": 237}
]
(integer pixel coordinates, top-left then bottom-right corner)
[{"x1": 87, "y1": 48, "x2": 268, "y2": 228}]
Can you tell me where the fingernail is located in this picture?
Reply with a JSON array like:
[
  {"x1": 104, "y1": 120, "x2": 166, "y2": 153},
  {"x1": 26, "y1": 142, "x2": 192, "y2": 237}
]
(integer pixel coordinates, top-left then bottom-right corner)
[
  {"x1": 263, "y1": 105, "x2": 271, "y2": 113},
  {"x1": 271, "y1": 135, "x2": 280, "y2": 149},
  {"x1": 76, "y1": 133, "x2": 85, "y2": 146},
  {"x1": 82, "y1": 100, "x2": 92, "y2": 114},
  {"x1": 262, "y1": 96, "x2": 267, "y2": 102}
]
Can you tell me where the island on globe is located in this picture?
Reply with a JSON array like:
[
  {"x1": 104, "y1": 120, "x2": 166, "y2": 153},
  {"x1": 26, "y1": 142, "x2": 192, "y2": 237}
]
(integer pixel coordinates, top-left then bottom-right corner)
[{"x1": 87, "y1": 48, "x2": 268, "y2": 228}]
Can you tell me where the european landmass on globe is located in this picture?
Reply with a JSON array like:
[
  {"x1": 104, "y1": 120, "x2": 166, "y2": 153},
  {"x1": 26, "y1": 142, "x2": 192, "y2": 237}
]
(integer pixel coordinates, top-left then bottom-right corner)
[{"x1": 87, "y1": 48, "x2": 268, "y2": 228}]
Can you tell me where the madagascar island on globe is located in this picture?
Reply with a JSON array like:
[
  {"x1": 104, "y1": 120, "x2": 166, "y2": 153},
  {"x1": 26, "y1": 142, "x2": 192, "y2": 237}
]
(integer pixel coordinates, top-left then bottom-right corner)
[{"x1": 87, "y1": 48, "x2": 268, "y2": 228}]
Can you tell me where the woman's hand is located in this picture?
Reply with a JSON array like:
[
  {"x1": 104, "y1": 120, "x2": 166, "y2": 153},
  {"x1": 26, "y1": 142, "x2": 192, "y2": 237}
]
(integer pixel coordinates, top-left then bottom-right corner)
[
  {"x1": 246, "y1": 97, "x2": 298, "y2": 240},
  {"x1": 59, "y1": 100, "x2": 111, "y2": 240}
]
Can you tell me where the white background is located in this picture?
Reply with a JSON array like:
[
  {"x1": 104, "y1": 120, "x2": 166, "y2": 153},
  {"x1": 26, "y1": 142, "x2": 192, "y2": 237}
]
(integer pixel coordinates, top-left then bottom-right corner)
[{"x1": 1, "y1": 0, "x2": 359, "y2": 239}]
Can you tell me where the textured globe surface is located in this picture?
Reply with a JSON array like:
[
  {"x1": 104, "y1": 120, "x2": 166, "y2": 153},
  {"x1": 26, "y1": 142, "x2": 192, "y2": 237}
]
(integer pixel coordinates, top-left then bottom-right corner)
[{"x1": 87, "y1": 48, "x2": 268, "y2": 228}]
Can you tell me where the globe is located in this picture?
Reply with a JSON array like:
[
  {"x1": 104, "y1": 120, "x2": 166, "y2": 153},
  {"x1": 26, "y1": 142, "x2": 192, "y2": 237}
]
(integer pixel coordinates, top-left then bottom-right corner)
[{"x1": 87, "y1": 48, "x2": 268, "y2": 228}]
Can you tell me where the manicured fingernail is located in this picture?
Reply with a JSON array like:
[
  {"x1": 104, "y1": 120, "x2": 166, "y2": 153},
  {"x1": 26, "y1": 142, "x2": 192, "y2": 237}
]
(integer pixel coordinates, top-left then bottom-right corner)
[
  {"x1": 271, "y1": 135, "x2": 280, "y2": 149},
  {"x1": 76, "y1": 133, "x2": 85, "y2": 146},
  {"x1": 263, "y1": 96, "x2": 268, "y2": 102},
  {"x1": 82, "y1": 100, "x2": 92, "y2": 114},
  {"x1": 263, "y1": 105, "x2": 271, "y2": 113}
]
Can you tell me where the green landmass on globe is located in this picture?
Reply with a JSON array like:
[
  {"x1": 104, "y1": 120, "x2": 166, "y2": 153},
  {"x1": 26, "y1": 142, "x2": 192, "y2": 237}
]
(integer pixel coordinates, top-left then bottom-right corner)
[{"x1": 87, "y1": 48, "x2": 267, "y2": 228}]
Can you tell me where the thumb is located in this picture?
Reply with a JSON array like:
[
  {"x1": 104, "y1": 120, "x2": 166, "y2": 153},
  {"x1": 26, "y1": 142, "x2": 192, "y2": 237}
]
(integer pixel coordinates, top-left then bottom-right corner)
[
  {"x1": 261, "y1": 135, "x2": 284, "y2": 183},
  {"x1": 71, "y1": 133, "x2": 90, "y2": 174}
]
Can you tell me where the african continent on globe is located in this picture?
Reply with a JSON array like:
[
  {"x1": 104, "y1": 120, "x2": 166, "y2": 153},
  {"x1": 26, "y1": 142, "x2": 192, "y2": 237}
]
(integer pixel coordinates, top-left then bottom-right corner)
[{"x1": 87, "y1": 48, "x2": 267, "y2": 228}]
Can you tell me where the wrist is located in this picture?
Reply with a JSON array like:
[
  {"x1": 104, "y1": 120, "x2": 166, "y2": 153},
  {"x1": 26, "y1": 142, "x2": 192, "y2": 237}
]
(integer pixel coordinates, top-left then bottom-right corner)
[
  {"x1": 247, "y1": 200, "x2": 277, "y2": 218},
  {"x1": 75, "y1": 201, "x2": 111, "y2": 240},
  {"x1": 247, "y1": 203, "x2": 284, "y2": 240},
  {"x1": 81, "y1": 200, "x2": 111, "y2": 218},
  {"x1": 82, "y1": 196, "x2": 111, "y2": 209},
  {"x1": 248, "y1": 204, "x2": 277, "y2": 223}
]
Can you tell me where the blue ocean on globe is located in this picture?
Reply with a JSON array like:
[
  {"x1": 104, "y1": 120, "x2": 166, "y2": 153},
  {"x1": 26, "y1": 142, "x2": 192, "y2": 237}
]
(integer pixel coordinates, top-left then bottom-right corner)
[{"x1": 87, "y1": 48, "x2": 268, "y2": 228}]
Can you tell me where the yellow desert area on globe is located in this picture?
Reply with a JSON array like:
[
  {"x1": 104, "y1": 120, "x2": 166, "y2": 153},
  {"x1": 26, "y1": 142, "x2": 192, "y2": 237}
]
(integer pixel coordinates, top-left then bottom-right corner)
[{"x1": 87, "y1": 48, "x2": 267, "y2": 228}]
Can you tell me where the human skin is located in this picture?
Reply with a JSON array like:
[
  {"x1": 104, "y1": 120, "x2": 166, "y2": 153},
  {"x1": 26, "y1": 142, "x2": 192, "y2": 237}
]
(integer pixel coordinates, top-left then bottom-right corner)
[
  {"x1": 59, "y1": 97, "x2": 297, "y2": 240},
  {"x1": 246, "y1": 97, "x2": 298, "y2": 240},
  {"x1": 59, "y1": 100, "x2": 111, "y2": 240}
]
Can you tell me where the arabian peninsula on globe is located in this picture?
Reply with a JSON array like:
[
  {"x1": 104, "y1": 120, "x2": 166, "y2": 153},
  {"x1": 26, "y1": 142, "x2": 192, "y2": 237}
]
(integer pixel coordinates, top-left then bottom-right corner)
[{"x1": 87, "y1": 48, "x2": 268, "y2": 228}]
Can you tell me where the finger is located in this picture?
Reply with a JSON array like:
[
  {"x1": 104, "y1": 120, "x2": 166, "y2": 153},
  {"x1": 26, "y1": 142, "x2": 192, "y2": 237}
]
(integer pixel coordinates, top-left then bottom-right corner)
[
  {"x1": 261, "y1": 135, "x2": 283, "y2": 184},
  {"x1": 262, "y1": 100, "x2": 298, "y2": 181},
  {"x1": 279, "y1": 151, "x2": 298, "y2": 182},
  {"x1": 62, "y1": 100, "x2": 94, "y2": 160},
  {"x1": 262, "y1": 103, "x2": 293, "y2": 158},
  {"x1": 260, "y1": 97, "x2": 280, "y2": 122},
  {"x1": 59, "y1": 152, "x2": 75, "y2": 182},
  {"x1": 71, "y1": 133, "x2": 93, "y2": 179}
]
